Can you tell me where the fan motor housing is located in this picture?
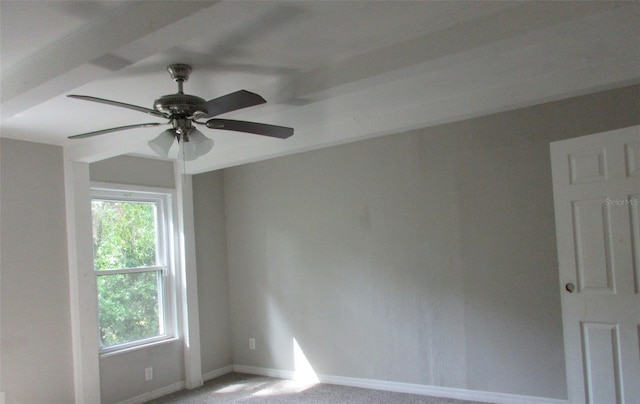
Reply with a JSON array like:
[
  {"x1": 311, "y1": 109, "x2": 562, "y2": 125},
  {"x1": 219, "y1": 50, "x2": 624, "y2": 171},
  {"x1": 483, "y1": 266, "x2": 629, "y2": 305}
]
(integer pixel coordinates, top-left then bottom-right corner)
[{"x1": 154, "y1": 93, "x2": 207, "y2": 116}]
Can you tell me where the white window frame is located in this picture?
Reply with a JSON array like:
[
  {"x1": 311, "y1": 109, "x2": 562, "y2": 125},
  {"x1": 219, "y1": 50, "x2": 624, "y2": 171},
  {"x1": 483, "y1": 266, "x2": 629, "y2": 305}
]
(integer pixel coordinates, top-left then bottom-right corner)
[{"x1": 91, "y1": 183, "x2": 178, "y2": 355}]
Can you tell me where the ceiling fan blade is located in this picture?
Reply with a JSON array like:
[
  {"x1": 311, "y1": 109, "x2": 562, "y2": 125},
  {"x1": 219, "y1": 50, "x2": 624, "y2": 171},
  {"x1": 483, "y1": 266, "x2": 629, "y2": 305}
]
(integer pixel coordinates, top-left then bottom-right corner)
[
  {"x1": 68, "y1": 94, "x2": 168, "y2": 118},
  {"x1": 68, "y1": 123, "x2": 164, "y2": 139},
  {"x1": 205, "y1": 119, "x2": 294, "y2": 139},
  {"x1": 199, "y1": 90, "x2": 266, "y2": 119}
]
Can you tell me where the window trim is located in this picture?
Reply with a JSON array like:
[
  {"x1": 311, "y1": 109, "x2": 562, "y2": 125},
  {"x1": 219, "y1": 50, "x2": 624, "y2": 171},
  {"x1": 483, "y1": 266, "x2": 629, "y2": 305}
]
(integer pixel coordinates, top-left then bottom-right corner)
[{"x1": 91, "y1": 182, "x2": 178, "y2": 355}]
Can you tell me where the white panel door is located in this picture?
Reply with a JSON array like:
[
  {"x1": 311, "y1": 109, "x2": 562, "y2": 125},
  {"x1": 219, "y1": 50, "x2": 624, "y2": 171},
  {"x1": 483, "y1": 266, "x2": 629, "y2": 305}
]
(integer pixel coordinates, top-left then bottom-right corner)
[{"x1": 551, "y1": 126, "x2": 640, "y2": 404}]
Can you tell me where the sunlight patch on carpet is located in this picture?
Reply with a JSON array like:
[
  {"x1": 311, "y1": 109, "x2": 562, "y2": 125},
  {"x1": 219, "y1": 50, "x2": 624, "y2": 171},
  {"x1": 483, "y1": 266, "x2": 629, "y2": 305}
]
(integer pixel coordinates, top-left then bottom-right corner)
[
  {"x1": 215, "y1": 381, "x2": 270, "y2": 393},
  {"x1": 251, "y1": 379, "x2": 316, "y2": 397}
]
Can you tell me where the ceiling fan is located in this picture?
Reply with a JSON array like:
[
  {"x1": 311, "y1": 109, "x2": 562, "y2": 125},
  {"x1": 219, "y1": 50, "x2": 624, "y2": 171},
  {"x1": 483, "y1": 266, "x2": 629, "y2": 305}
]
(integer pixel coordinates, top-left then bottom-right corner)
[{"x1": 67, "y1": 63, "x2": 294, "y2": 160}]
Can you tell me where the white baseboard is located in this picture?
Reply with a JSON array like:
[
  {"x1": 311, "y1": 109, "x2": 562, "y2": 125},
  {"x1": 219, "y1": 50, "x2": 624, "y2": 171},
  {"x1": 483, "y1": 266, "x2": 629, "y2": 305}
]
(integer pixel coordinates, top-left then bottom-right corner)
[
  {"x1": 117, "y1": 381, "x2": 185, "y2": 404},
  {"x1": 118, "y1": 364, "x2": 568, "y2": 404},
  {"x1": 233, "y1": 364, "x2": 296, "y2": 380},
  {"x1": 117, "y1": 365, "x2": 234, "y2": 404},
  {"x1": 203, "y1": 364, "x2": 234, "y2": 382},
  {"x1": 232, "y1": 365, "x2": 568, "y2": 404}
]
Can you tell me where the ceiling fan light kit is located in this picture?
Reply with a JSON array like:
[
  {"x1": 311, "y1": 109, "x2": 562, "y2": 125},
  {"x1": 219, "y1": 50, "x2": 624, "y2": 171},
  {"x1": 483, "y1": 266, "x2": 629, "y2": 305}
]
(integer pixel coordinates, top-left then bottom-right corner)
[
  {"x1": 183, "y1": 129, "x2": 214, "y2": 159},
  {"x1": 67, "y1": 64, "x2": 294, "y2": 161},
  {"x1": 179, "y1": 137, "x2": 200, "y2": 161},
  {"x1": 148, "y1": 129, "x2": 177, "y2": 158}
]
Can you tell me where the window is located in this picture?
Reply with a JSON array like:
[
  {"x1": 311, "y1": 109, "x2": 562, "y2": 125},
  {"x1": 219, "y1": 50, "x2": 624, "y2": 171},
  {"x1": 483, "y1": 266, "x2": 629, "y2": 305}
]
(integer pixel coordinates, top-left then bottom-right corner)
[{"x1": 91, "y1": 186, "x2": 176, "y2": 353}]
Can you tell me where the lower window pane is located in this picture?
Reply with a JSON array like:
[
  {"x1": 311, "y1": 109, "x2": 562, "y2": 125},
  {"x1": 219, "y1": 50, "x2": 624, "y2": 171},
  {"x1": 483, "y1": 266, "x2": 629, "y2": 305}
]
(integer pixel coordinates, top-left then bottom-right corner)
[{"x1": 97, "y1": 271, "x2": 162, "y2": 348}]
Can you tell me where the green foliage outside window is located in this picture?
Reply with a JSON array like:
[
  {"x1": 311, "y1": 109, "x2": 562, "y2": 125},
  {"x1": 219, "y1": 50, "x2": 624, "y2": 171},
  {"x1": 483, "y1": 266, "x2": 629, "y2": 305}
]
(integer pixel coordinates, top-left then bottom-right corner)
[
  {"x1": 92, "y1": 200, "x2": 163, "y2": 348},
  {"x1": 92, "y1": 200, "x2": 157, "y2": 270}
]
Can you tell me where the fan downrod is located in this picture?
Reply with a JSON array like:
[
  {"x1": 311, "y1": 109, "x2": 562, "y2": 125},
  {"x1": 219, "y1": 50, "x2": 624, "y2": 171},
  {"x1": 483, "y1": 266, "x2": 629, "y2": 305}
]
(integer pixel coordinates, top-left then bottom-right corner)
[{"x1": 153, "y1": 64, "x2": 207, "y2": 116}]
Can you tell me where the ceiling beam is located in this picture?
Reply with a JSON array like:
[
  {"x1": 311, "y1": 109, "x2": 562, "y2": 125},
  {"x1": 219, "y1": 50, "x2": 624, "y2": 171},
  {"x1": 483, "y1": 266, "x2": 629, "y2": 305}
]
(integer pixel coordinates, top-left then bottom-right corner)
[{"x1": 1, "y1": 1, "x2": 216, "y2": 120}]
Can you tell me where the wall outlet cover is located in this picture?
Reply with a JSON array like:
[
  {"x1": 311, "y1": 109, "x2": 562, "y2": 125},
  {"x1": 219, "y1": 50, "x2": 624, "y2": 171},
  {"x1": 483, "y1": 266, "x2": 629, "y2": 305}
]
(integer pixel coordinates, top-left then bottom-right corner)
[{"x1": 145, "y1": 367, "x2": 153, "y2": 381}]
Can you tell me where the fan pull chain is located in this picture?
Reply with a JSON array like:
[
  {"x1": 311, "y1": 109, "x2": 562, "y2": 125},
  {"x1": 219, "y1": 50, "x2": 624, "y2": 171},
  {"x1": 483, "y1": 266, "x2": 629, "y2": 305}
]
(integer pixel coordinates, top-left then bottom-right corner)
[{"x1": 181, "y1": 138, "x2": 187, "y2": 182}]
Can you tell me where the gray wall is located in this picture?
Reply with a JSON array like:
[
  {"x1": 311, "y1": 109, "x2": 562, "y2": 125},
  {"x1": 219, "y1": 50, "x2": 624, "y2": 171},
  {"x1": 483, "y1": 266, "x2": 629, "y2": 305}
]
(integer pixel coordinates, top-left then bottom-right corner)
[
  {"x1": 0, "y1": 139, "x2": 74, "y2": 403},
  {"x1": 222, "y1": 85, "x2": 639, "y2": 399},
  {"x1": 90, "y1": 154, "x2": 175, "y2": 189},
  {"x1": 193, "y1": 171, "x2": 233, "y2": 375}
]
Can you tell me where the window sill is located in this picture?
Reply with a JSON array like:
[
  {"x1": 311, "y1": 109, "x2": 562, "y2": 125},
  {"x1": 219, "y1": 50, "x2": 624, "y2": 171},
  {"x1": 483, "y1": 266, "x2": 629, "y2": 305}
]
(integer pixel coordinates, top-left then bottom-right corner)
[{"x1": 99, "y1": 336, "x2": 180, "y2": 358}]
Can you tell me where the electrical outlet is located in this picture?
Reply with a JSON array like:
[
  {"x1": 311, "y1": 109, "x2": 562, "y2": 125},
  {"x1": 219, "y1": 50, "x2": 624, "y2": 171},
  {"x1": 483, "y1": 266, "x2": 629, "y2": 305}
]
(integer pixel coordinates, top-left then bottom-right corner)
[
  {"x1": 145, "y1": 367, "x2": 153, "y2": 381},
  {"x1": 249, "y1": 338, "x2": 256, "y2": 350}
]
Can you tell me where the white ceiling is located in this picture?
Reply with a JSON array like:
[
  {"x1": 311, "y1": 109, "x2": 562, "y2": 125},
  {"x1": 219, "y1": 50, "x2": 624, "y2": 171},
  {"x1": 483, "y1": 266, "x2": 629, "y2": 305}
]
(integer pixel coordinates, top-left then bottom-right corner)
[{"x1": 1, "y1": 1, "x2": 638, "y2": 174}]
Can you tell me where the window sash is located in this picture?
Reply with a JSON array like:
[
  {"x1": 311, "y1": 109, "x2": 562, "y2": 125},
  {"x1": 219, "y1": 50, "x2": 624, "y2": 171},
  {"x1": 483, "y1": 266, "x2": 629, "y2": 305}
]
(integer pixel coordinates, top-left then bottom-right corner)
[
  {"x1": 99, "y1": 332, "x2": 171, "y2": 355},
  {"x1": 95, "y1": 266, "x2": 167, "y2": 276}
]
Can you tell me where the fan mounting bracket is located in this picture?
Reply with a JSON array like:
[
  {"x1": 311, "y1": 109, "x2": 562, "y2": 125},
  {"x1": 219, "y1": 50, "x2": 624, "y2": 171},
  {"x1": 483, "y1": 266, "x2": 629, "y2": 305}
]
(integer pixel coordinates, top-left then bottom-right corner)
[{"x1": 167, "y1": 64, "x2": 192, "y2": 82}]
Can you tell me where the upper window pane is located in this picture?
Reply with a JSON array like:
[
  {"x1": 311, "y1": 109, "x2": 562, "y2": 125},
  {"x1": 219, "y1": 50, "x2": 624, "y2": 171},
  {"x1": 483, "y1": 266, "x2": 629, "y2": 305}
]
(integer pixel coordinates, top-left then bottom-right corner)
[{"x1": 92, "y1": 200, "x2": 158, "y2": 270}]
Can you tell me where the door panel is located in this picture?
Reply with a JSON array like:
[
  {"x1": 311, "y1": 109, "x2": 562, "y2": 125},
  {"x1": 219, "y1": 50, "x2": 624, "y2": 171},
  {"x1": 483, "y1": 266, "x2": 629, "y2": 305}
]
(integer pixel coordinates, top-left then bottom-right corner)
[
  {"x1": 630, "y1": 194, "x2": 640, "y2": 294},
  {"x1": 568, "y1": 148, "x2": 607, "y2": 185},
  {"x1": 571, "y1": 199, "x2": 614, "y2": 292},
  {"x1": 581, "y1": 322, "x2": 622, "y2": 404},
  {"x1": 551, "y1": 126, "x2": 640, "y2": 404},
  {"x1": 625, "y1": 142, "x2": 640, "y2": 177}
]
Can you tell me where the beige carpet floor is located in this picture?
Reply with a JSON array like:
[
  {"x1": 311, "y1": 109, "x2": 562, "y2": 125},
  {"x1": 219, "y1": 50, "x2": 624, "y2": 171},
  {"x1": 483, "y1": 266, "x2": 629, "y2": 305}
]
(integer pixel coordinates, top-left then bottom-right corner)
[{"x1": 146, "y1": 372, "x2": 487, "y2": 403}]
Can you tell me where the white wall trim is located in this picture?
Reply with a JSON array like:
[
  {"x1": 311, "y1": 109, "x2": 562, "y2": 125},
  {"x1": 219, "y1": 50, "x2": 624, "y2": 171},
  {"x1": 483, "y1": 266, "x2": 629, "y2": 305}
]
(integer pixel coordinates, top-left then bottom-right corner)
[
  {"x1": 63, "y1": 159, "x2": 101, "y2": 403},
  {"x1": 202, "y1": 365, "x2": 234, "y2": 382},
  {"x1": 117, "y1": 381, "x2": 185, "y2": 404},
  {"x1": 90, "y1": 181, "x2": 175, "y2": 196},
  {"x1": 232, "y1": 365, "x2": 568, "y2": 404},
  {"x1": 174, "y1": 167, "x2": 203, "y2": 390}
]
